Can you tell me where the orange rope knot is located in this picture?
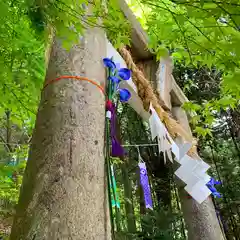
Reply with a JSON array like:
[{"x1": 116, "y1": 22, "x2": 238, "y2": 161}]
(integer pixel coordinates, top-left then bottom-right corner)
[{"x1": 43, "y1": 75, "x2": 105, "y2": 95}]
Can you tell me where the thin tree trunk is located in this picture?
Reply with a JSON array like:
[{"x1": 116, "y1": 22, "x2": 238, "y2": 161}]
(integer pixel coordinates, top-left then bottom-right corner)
[
  {"x1": 172, "y1": 107, "x2": 225, "y2": 240},
  {"x1": 121, "y1": 161, "x2": 136, "y2": 235},
  {"x1": 10, "y1": 26, "x2": 111, "y2": 239},
  {"x1": 117, "y1": 109, "x2": 136, "y2": 235}
]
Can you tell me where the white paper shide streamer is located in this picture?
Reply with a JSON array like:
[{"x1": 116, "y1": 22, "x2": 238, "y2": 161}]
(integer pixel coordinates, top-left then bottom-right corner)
[
  {"x1": 149, "y1": 104, "x2": 173, "y2": 163},
  {"x1": 148, "y1": 103, "x2": 212, "y2": 204}
]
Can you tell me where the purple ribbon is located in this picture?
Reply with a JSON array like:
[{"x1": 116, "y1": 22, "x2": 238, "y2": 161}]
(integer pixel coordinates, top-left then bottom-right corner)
[
  {"x1": 106, "y1": 102, "x2": 125, "y2": 157},
  {"x1": 139, "y1": 162, "x2": 153, "y2": 209}
]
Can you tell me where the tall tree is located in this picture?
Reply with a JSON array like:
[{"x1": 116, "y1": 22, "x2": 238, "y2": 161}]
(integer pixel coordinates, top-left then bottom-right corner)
[
  {"x1": 10, "y1": 20, "x2": 111, "y2": 240},
  {"x1": 172, "y1": 107, "x2": 225, "y2": 240}
]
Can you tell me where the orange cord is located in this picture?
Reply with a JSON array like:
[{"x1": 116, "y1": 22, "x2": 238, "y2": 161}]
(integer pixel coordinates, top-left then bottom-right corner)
[{"x1": 44, "y1": 75, "x2": 105, "y2": 95}]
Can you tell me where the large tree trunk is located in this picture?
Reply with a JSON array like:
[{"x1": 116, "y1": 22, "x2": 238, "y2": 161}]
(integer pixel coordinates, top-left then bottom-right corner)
[
  {"x1": 172, "y1": 107, "x2": 225, "y2": 240},
  {"x1": 10, "y1": 26, "x2": 111, "y2": 239}
]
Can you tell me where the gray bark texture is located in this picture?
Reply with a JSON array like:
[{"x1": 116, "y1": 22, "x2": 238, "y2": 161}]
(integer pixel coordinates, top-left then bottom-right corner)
[
  {"x1": 172, "y1": 107, "x2": 225, "y2": 240},
  {"x1": 10, "y1": 26, "x2": 111, "y2": 240},
  {"x1": 178, "y1": 188, "x2": 225, "y2": 240}
]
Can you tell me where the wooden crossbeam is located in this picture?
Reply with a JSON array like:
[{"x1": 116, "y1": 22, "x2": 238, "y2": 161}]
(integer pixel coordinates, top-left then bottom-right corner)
[
  {"x1": 118, "y1": 1, "x2": 188, "y2": 108},
  {"x1": 118, "y1": 0, "x2": 153, "y2": 60},
  {"x1": 109, "y1": 1, "x2": 189, "y2": 114},
  {"x1": 106, "y1": 40, "x2": 189, "y2": 120},
  {"x1": 171, "y1": 77, "x2": 189, "y2": 106},
  {"x1": 156, "y1": 57, "x2": 173, "y2": 110}
]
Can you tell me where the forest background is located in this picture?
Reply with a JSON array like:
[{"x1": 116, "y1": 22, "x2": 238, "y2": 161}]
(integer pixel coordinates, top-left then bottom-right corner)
[{"x1": 0, "y1": 0, "x2": 239, "y2": 239}]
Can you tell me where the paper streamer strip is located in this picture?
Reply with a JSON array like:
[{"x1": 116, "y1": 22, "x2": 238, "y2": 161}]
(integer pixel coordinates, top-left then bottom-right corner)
[
  {"x1": 139, "y1": 162, "x2": 153, "y2": 209},
  {"x1": 148, "y1": 102, "x2": 214, "y2": 204},
  {"x1": 185, "y1": 180, "x2": 212, "y2": 204},
  {"x1": 106, "y1": 101, "x2": 125, "y2": 157},
  {"x1": 149, "y1": 103, "x2": 173, "y2": 163},
  {"x1": 110, "y1": 165, "x2": 120, "y2": 208}
]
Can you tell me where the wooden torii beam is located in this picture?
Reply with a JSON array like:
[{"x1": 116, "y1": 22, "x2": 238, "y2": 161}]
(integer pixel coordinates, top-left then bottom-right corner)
[
  {"x1": 118, "y1": 0, "x2": 152, "y2": 61},
  {"x1": 119, "y1": 0, "x2": 188, "y2": 110},
  {"x1": 109, "y1": 1, "x2": 225, "y2": 240}
]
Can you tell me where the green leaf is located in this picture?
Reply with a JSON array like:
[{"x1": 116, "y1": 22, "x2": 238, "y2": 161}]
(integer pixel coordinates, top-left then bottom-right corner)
[
  {"x1": 200, "y1": 0, "x2": 205, "y2": 7},
  {"x1": 194, "y1": 126, "x2": 212, "y2": 138},
  {"x1": 156, "y1": 46, "x2": 168, "y2": 60}
]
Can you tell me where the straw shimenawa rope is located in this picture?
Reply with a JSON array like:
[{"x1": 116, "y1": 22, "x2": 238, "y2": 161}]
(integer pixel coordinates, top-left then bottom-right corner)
[{"x1": 119, "y1": 47, "x2": 197, "y2": 155}]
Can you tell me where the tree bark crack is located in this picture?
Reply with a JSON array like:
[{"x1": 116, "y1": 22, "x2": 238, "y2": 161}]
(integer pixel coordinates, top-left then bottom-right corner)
[{"x1": 69, "y1": 134, "x2": 73, "y2": 174}]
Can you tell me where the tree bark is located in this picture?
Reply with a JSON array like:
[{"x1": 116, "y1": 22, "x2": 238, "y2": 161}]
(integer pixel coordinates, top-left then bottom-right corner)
[
  {"x1": 10, "y1": 26, "x2": 111, "y2": 239},
  {"x1": 172, "y1": 107, "x2": 225, "y2": 240},
  {"x1": 178, "y1": 188, "x2": 225, "y2": 240}
]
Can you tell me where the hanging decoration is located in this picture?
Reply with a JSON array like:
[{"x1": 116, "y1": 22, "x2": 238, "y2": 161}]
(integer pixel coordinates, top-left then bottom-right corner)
[
  {"x1": 106, "y1": 101, "x2": 125, "y2": 157},
  {"x1": 110, "y1": 165, "x2": 120, "y2": 208},
  {"x1": 137, "y1": 147, "x2": 153, "y2": 209},
  {"x1": 104, "y1": 57, "x2": 131, "y2": 158},
  {"x1": 149, "y1": 103, "x2": 173, "y2": 163},
  {"x1": 104, "y1": 56, "x2": 132, "y2": 227},
  {"x1": 105, "y1": 44, "x2": 219, "y2": 205},
  {"x1": 104, "y1": 57, "x2": 132, "y2": 232},
  {"x1": 148, "y1": 102, "x2": 214, "y2": 204},
  {"x1": 139, "y1": 162, "x2": 153, "y2": 210}
]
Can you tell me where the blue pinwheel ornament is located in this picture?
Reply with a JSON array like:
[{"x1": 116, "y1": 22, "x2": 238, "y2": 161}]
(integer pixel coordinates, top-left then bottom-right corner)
[
  {"x1": 103, "y1": 57, "x2": 131, "y2": 102},
  {"x1": 206, "y1": 177, "x2": 222, "y2": 198}
]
